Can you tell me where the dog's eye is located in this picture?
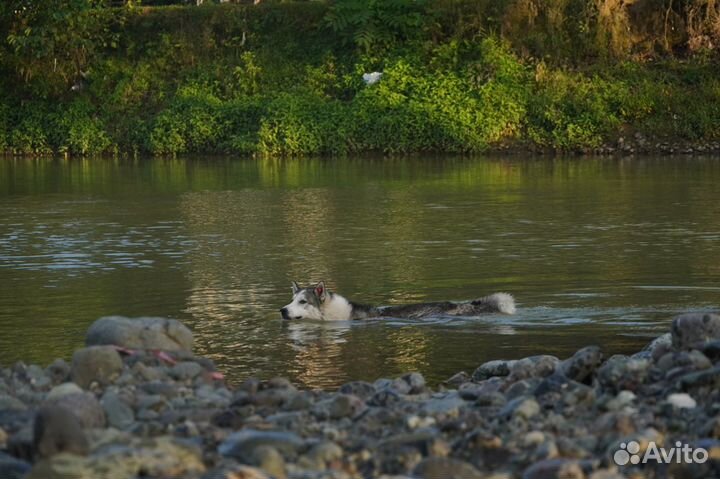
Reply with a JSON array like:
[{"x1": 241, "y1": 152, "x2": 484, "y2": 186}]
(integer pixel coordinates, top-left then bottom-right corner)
[{"x1": 299, "y1": 300, "x2": 307, "y2": 304}]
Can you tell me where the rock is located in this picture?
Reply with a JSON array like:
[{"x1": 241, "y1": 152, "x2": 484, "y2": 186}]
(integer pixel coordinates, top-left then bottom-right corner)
[
  {"x1": 678, "y1": 365, "x2": 720, "y2": 389},
  {"x1": 444, "y1": 371, "x2": 471, "y2": 387},
  {"x1": 0, "y1": 426, "x2": 6, "y2": 447},
  {"x1": 312, "y1": 393, "x2": 366, "y2": 419},
  {"x1": 604, "y1": 390, "x2": 636, "y2": 411},
  {"x1": 473, "y1": 359, "x2": 515, "y2": 380},
  {"x1": 300, "y1": 441, "x2": 343, "y2": 470},
  {"x1": 170, "y1": 361, "x2": 204, "y2": 380},
  {"x1": 33, "y1": 405, "x2": 89, "y2": 458},
  {"x1": 339, "y1": 380, "x2": 376, "y2": 399},
  {"x1": 522, "y1": 458, "x2": 586, "y2": 479},
  {"x1": 597, "y1": 355, "x2": 649, "y2": 392},
  {"x1": 46, "y1": 392, "x2": 105, "y2": 428},
  {"x1": 6, "y1": 426, "x2": 34, "y2": 462},
  {"x1": 45, "y1": 359, "x2": 71, "y2": 385},
  {"x1": 131, "y1": 362, "x2": 165, "y2": 382},
  {"x1": 509, "y1": 356, "x2": 560, "y2": 381},
  {"x1": 100, "y1": 391, "x2": 134, "y2": 429},
  {"x1": 86, "y1": 316, "x2": 194, "y2": 352},
  {"x1": 140, "y1": 381, "x2": 178, "y2": 398},
  {"x1": 500, "y1": 397, "x2": 541, "y2": 420},
  {"x1": 26, "y1": 365, "x2": 51, "y2": 390},
  {"x1": 407, "y1": 415, "x2": 436, "y2": 429},
  {"x1": 0, "y1": 394, "x2": 26, "y2": 411},
  {"x1": 59, "y1": 435, "x2": 204, "y2": 479},
  {"x1": 671, "y1": 313, "x2": 720, "y2": 350},
  {"x1": 71, "y1": 346, "x2": 123, "y2": 388},
  {"x1": 218, "y1": 429, "x2": 303, "y2": 462},
  {"x1": 645, "y1": 333, "x2": 673, "y2": 360},
  {"x1": 422, "y1": 393, "x2": 467, "y2": 416},
  {"x1": 666, "y1": 392, "x2": 697, "y2": 409},
  {"x1": 413, "y1": 457, "x2": 485, "y2": 479},
  {"x1": 400, "y1": 372, "x2": 426, "y2": 394},
  {"x1": 46, "y1": 382, "x2": 84, "y2": 401},
  {"x1": 202, "y1": 464, "x2": 272, "y2": 479},
  {"x1": 0, "y1": 451, "x2": 31, "y2": 479},
  {"x1": 558, "y1": 346, "x2": 603, "y2": 383},
  {"x1": 700, "y1": 340, "x2": 720, "y2": 361},
  {"x1": 253, "y1": 445, "x2": 287, "y2": 479},
  {"x1": 26, "y1": 453, "x2": 91, "y2": 479}
]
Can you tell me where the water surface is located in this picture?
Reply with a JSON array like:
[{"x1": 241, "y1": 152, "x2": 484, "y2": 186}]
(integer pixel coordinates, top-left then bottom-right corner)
[{"x1": 1, "y1": 156, "x2": 718, "y2": 387}]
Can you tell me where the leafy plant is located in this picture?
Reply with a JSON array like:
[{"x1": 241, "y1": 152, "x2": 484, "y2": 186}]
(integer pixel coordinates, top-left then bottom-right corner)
[{"x1": 324, "y1": 0, "x2": 428, "y2": 52}]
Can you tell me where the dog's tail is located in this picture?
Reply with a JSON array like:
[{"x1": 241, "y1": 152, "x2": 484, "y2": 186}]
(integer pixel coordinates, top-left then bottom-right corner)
[{"x1": 481, "y1": 292, "x2": 516, "y2": 314}]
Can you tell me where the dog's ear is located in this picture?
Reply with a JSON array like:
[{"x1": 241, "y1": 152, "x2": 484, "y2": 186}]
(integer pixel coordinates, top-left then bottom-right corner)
[
  {"x1": 291, "y1": 281, "x2": 300, "y2": 295},
  {"x1": 314, "y1": 281, "x2": 326, "y2": 301}
]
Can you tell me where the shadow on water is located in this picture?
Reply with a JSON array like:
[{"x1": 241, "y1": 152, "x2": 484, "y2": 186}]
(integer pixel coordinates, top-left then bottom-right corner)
[{"x1": 0, "y1": 156, "x2": 719, "y2": 387}]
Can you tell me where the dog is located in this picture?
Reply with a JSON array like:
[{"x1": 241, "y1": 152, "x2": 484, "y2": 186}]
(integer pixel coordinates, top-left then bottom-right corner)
[{"x1": 280, "y1": 281, "x2": 515, "y2": 321}]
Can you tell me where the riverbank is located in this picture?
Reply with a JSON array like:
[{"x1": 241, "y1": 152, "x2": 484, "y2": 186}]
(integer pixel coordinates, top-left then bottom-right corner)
[
  {"x1": 2, "y1": 2, "x2": 720, "y2": 157},
  {"x1": 1, "y1": 313, "x2": 719, "y2": 479}
]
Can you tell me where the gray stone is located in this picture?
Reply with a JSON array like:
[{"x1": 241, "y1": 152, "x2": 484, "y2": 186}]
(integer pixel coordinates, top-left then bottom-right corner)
[
  {"x1": 45, "y1": 359, "x2": 71, "y2": 385},
  {"x1": 421, "y1": 393, "x2": 467, "y2": 416},
  {"x1": 500, "y1": 396, "x2": 541, "y2": 420},
  {"x1": 170, "y1": 361, "x2": 204, "y2": 380},
  {"x1": 0, "y1": 451, "x2": 31, "y2": 479},
  {"x1": 339, "y1": 380, "x2": 376, "y2": 399},
  {"x1": 473, "y1": 359, "x2": 516, "y2": 380},
  {"x1": 671, "y1": 313, "x2": 720, "y2": 350},
  {"x1": 413, "y1": 457, "x2": 485, "y2": 479},
  {"x1": 0, "y1": 394, "x2": 26, "y2": 411},
  {"x1": 71, "y1": 346, "x2": 123, "y2": 388},
  {"x1": 33, "y1": 405, "x2": 89, "y2": 458},
  {"x1": 312, "y1": 393, "x2": 366, "y2": 419},
  {"x1": 597, "y1": 355, "x2": 650, "y2": 392},
  {"x1": 558, "y1": 346, "x2": 603, "y2": 383},
  {"x1": 509, "y1": 355, "x2": 560, "y2": 381},
  {"x1": 46, "y1": 392, "x2": 106, "y2": 429},
  {"x1": 46, "y1": 382, "x2": 84, "y2": 401},
  {"x1": 645, "y1": 333, "x2": 673, "y2": 361},
  {"x1": 101, "y1": 391, "x2": 134, "y2": 429},
  {"x1": 86, "y1": 316, "x2": 194, "y2": 352},
  {"x1": 400, "y1": 372, "x2": 426, "y2": 394},
  {"x1": 253, "y1": 446, "x2": 286, "y2": 479},
  {"x1": 218, "y1": 429, "x2": 303, "y2": 462},
  {"x1": 522, "y1": 458, "x2": 585, "y2": 479}
]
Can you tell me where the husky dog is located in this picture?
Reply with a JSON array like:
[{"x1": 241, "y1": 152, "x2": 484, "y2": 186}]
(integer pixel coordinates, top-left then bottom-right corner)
[{"x1": 280, "y1": 281, "x2": 515, "y2": 321}]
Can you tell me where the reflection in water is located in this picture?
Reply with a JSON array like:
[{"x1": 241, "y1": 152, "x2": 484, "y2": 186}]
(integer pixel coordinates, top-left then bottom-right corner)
[{"x1": 0, "y1": 156, "x2": 719, "y2": 387}]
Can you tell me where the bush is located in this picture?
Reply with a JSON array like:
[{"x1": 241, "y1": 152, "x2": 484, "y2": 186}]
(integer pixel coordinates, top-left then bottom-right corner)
[
  {"x1": 526, "y1": 66, "x2": 632, "y2": 149},
  {"x1": 148, "y1": 85, "x2": 225, "y2": 154},
  {"x1": 258, "y1": 92, "x2": 349, "y2": 156},
  {"x1": 54, "y1": 99, "x2": 113, "y2": 155}
]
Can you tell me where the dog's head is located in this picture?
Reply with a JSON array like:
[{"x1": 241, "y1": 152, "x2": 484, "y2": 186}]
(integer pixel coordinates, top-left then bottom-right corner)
[{"x1": 280, "y1": 281, "x2": 327, "y2": 320}]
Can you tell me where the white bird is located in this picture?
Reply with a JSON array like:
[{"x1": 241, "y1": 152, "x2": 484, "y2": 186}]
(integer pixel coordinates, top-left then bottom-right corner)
[{"x1": 362, "y1": 72, "x2": 383, "y2": 85}]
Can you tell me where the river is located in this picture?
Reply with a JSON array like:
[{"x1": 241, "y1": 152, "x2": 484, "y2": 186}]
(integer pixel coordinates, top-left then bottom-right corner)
[{"x1": 1, "y1": 156, "x2": 718, "y2": 387}]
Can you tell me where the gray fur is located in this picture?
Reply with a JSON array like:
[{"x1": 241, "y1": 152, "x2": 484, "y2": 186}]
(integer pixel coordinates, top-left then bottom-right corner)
[{"x1": 281, "y1": 282, "x2": 515, "y2": 321}]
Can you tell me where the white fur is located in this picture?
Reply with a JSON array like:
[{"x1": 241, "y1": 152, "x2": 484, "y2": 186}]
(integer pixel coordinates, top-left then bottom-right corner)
[
  {"x1": 282, "y1": 290, "x2": 353, "y2": 321},
  {"x1": 320, "y1": 293, "x2": 353, "y2": 321},
  {"x1": 486, "y1": 293, "x2": 516, "y2": 315}
]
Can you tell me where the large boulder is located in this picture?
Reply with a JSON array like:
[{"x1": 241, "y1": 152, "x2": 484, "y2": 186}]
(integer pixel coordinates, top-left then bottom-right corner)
[
  {"x1": 86, "y1": 316, "x2": 194, "y2": 352},
  {"x1": 33, "y1": 405, "x2": 89, "y2": 458},
  {"x1": 71, "y1": 346, "x2": 123, "y2": 389},
  {"x1": 671, "y1": 313, "x2": 720, "y2": 350}
]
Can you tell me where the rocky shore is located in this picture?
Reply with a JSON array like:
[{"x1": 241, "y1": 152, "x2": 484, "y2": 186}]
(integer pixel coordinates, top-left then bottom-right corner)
[{"x1": 1, "y1": 313, "x2": 720, "y2": 479}]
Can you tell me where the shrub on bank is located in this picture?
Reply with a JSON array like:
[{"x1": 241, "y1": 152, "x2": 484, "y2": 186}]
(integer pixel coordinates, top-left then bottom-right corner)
[{"x1": 2, "y1": 1, "x2": 720, "y2": 156}]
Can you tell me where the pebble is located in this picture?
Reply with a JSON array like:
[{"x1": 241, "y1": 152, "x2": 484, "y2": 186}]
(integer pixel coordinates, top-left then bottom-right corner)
[{"x1": 0, "y1": 313, "x2": 719, "y2": 479}]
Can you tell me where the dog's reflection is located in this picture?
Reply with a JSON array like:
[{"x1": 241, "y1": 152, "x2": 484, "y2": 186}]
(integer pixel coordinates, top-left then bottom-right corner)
[{"x1": 281, "y1": 320, "x2": 352, "y2": 388}]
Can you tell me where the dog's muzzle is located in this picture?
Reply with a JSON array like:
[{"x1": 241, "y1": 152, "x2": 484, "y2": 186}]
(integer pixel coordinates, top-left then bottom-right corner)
[{"x1": 280, "y1": 307, "x2": 291, "y2": 320}]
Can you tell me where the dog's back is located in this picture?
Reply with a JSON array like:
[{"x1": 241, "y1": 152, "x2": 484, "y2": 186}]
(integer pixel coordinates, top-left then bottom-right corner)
[{"x1": 352, "y1": 292, "x2": 515, "y2": 319}]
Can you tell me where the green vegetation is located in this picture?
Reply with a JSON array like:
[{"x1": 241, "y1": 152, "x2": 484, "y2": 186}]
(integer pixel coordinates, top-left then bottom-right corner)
[{"x1": 2, "y1": 0, "x2": 720, "y2": 156}]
